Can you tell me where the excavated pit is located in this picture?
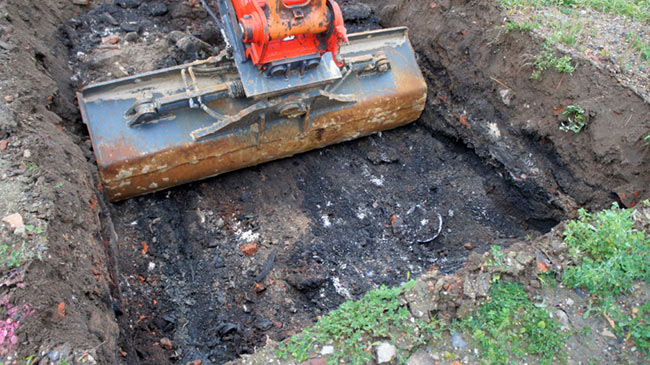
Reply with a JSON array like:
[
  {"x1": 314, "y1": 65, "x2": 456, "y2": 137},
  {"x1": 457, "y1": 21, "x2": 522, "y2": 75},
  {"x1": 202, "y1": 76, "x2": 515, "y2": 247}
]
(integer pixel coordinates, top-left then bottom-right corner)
[
  {"x1": 14, "y1": 0, "x2": 642, "y2": 364},
  {"x1": 58, "y1": 2, "x2": 560, "y2": 364}
]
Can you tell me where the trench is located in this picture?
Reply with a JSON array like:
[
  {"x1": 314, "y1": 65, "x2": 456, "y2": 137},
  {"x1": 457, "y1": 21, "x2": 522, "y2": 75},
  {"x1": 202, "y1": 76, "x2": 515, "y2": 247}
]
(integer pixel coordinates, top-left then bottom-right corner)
[{"x1": 49, "y1": 1, "x2": 570, "y2": 364}]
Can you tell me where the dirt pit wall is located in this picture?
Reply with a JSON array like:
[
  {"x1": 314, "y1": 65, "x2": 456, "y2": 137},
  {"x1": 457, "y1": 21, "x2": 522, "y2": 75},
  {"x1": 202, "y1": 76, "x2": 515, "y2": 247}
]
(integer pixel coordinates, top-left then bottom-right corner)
[
  {"x1": 0, "y1": 0, "x2": 118, "y2": 364},
  {"x1": 366, "y1": 0, "x2": 650, "y2": 212},
  {"x1": 0, "y1": 0, "x2": 647, "y2": 364}
]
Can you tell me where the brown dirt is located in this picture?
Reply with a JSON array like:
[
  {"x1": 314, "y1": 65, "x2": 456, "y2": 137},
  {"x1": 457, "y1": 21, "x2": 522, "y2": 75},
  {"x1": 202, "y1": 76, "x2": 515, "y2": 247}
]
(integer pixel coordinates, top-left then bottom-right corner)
[{"x1": 0, "y1": 0, "x2": 647, "y2": 364}]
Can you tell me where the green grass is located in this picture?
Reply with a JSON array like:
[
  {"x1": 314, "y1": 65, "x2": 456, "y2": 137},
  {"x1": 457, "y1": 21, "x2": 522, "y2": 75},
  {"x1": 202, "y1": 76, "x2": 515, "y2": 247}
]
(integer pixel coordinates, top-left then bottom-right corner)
[
  {"x1": 626, "y1": 32, "x2": 650, "y2": 64},
  {"x1": 276, "y1": 281, "x2": 442, "y2": 364},
  {"x1": 461, "y1": 280, "x2": 567, "y2": 365},
  {"x1": 560, "y1": 105, "x2": 587, "y2": 133},
  {"x1": 500, "y1": 0, "x2": 650, "y2": 23},
  {"x1": 561, "y1": 203, "x2": 650, "y2": 353},
  {"x1": 505, "y1": 21, "x2": 541, "y2": 32},
  {"x1": 548, "y1": 20, "x2": 584, "y2": 46}
]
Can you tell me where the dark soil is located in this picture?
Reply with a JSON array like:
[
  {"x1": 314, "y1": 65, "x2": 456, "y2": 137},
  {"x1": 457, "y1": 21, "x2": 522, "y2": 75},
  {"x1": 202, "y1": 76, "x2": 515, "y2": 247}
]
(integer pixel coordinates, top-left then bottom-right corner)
[{"x1": 0, "y1": 0, "x2": 647, "y2": 364}]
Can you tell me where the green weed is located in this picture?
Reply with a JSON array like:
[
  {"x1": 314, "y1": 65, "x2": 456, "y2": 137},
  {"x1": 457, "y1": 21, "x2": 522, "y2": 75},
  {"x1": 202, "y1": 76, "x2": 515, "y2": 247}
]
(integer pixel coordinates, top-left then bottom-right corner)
[
  {"x1": 562, "y1": 203, "x2": 649, "y2": 295},
  {"x1": 532, "y1": 41, "x2": 576, "y2": 79},
  {"x1": 0, "y1": 242, "x2": 30, "y2": 269},
  {"x1": 644, "y1": 131, "x2": 650, "y2": 147},
  {"x1": 549, "y1": 20, "x2": 584, "y2": 46},
  {"x1": 627, "y1": 32, "x2": 650, "y2": 64},
  {"x1": 505, "y1": 21, "x2": 540, "y2": 32},
  {"x1": 276, "y1": 281, "x2": 442, "y2": 364},
  {"x1": 500, "y1": 0, "x2": 650, "y2": 23},
  {"x1": 560, "y1": 105, "x2": 587, "y2": 133},
  {"x1": 461, "y1": 280, "x2": 567, "y2": 364},
  {"x1": 561, "y1": 203, "x2": 650, "y2": 353}
]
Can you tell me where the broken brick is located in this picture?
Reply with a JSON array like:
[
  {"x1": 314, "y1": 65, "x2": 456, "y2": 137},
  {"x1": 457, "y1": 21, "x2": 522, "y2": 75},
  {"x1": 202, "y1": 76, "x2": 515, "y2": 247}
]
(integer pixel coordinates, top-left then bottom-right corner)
[{"x1": 241, "y1": 242, "x2": 258, "y2": 256}]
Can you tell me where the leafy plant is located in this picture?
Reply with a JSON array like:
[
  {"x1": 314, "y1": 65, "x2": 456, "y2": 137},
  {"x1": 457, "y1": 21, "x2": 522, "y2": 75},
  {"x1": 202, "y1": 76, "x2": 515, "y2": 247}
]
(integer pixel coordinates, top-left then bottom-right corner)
[
  {"x1": 0, "y1": 243, "x2": 30, "y2": 269},
  {"x1": 532, "y1": 41, "x2": 576, "y2": 80},
  {"x1": 486, "y1": 245, "x2": 506, "y2": 267},
  {"x1": 561, "y1": 203, "x2": 650, "y2": 353},
  {"x1": 644, "y1": 131, "x2": 650, "y2": 147},
  {"x1": 562, "y1": 203, "x2": 649, "y2": 295},
  {"x1": 461, "y1": 280, "x2": 567, "y2": 364},
  {"x1": 276, "y1": 281, "x2": 442, "y2": 364},
  {"x1": 560, "y1": 105, "x2": 587, "y2": 133}
]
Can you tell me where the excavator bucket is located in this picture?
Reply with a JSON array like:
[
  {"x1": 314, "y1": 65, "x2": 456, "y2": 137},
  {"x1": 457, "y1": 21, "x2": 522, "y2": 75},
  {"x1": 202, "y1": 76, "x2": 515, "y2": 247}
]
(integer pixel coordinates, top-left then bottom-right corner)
[{"x1": 77, "y1": 27, "x2": 427, "y2": 201}]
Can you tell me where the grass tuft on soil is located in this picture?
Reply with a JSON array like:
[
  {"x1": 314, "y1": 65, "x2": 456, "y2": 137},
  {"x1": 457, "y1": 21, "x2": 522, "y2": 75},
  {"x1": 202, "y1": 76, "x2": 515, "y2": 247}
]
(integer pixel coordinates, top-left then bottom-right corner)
[
  {"x1": 460, "y1": 280, "x2": 567, "y2": 365},
  {"x1": 276, "y1": 281, "x2": 442, "y2": 364},
  {"x1": 500, "y1": 0, "x2": 650, "y2": 23}
]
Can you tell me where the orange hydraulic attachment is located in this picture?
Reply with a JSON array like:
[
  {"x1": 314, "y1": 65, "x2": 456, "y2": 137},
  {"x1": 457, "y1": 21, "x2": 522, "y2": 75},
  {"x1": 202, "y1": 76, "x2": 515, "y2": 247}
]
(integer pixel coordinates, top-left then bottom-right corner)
[{"x1": 232, "y1": 0, "x2": 347, "y2": 68}]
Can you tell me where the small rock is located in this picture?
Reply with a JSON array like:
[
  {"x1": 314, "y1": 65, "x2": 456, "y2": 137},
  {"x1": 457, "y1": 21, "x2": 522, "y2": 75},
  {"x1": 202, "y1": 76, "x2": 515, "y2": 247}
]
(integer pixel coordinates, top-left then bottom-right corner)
[
  {"x1": 342, "y1": 2, "x2": 372, "y2": 21},
  {"x1": 169, "y1": 30, "x2": 186, "y2": 43},
  {"x1": 321, "y1": 345, "x2": 334, "y2": 356},
  {"x1": 463, "y1": 242, "x2": 474, "y2": 250},
  {"x1": 565, "y1": 298, "x2": 574, "y2": 307},
  {"x1": 499, "y1": 89, "x2": 512, "y2": 106},
  {"x1": 4, "y1": 95, "x2": 14, "y2": 103},
  {"x1": 72, "y1": 0, "x2": 89, "y2": 5},
  {"x1": 47, "y1": 350, "x2": 61, "y2": 362},
  {"x1": 125, "y1": 32, "x2": 139, "y2": 42},
  {"x1": 115, "y1": 0, "x2": 140, "y2": 8},
  {"x1": 254, "y1": 282, "x2": 265, "y2": 293},
  {"x1": 148, "y1": 262, "x2": 156, "y2": 271},
  {"x1": 160, "y1": 337, "x2": 173, "y2": 351},
  {"x1": 601, "y1": 329, "x2": 616, "y2": 338},
  {"x1": 23, "y1": 149, "x2": 31, "y2": 158},
  {"x1": 102, "y1": 34, "x2": 119, "y2": 45},
  {"x1": 239, "y1": 191, "x2": 251, "y2": 202},
  {"x1": 451, "y1": 332, "x2": 467, "y2": 350},
  {"x1": 241, "y1": 242, "x2": 258, "y2": 256},
  {"x1": 309, "y1": 358, "x2": 327, "y2": 365},
  {"x1": 0, "y1": 40, "x2": 15, "y2": 51},
  {"x1": 0, "y1": 139, "x2": 8, "y2": 150},
  {"x1": 253, "y1": 316, "x2": 272, "y2": 331},
  {"x1": 407, "y1": 348, "x2": 435, "y2": 365},
  {"x1": 150, "y1": 3, "x2": 169, "y2": 16},
  {"x1": 2, "y1": 213, "x2": 23, "y2": 230},
  {"x1": 375, "y1": 342, "x2": 396, "y2": 364},
  {"x1": 120, "y1": 21, "x2": 139, "y2": 33},
  {"x1": 555, "y1": 308, "x2": 570, "y2": 329}
]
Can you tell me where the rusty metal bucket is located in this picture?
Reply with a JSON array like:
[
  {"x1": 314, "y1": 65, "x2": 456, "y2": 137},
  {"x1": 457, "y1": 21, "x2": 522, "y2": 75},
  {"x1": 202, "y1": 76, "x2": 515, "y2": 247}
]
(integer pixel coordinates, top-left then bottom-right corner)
[{"x1": 77, "y1": 27, "x2": 427, "y2": 201}]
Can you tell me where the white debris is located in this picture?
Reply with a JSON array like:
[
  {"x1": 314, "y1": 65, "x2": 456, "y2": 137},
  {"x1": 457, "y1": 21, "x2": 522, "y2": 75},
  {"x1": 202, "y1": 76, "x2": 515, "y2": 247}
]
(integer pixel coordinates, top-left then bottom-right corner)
[
  {"x1": 321, "y1": 215, "x2": 331, "y2": 228},
  {"x1": 375, "y1": 343, "x2": 396, "y2": 364},
  {"x1": 332, "y1": 277, "x2": 352, "y2": 300}
]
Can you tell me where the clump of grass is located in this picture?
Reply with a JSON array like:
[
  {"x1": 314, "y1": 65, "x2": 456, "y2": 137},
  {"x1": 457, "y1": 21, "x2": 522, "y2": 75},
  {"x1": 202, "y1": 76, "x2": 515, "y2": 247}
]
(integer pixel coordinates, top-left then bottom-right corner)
[
  {"x1": 461, "y1": 280, "x2": 567, "y2": 365},
  {"x1": 562, "y1": 203, "x2": 650, "y2": 353},
  {"x1": 560, "y1": 105, "x2": 587, "y2": 133},
  {"x1": 549, "y1": 20, "x2": 584, "y2": 46},
  {"x1": 500, "y1": 0, "x2": 650, "y2": 24},
  {"x1": 276, "y1": 281, "x2": 442, "y2": 364},
  {"x1": 626, "y1": 32, "x2": 650, "y2": 64},
  {"x1": 505, "y1": 21, "x2": 541, "y2": 32}
]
